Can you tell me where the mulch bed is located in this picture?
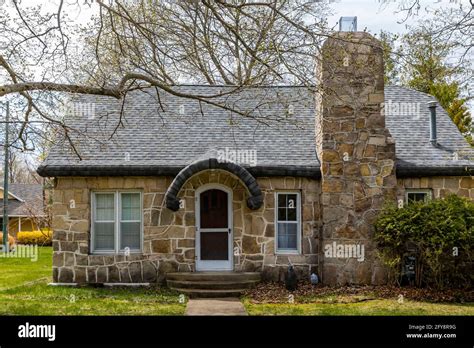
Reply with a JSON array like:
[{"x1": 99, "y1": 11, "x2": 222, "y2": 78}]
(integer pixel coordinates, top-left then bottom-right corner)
[{"x1": 243, "y1": 281, "x2": 474, "y2": 304}]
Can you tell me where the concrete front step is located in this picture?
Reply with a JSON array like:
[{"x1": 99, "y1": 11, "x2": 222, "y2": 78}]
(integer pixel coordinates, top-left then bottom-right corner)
[
  {"x1": 173, "y1": 288, "x2": 248, "y2": 298},
  {"x1": 167, "y1": 279, "x2": 258, "y2": 290},
  {"x1": 166, "y1": 272, "x2": 261, "y2": 282},
  {"x1": 166, "y1": 272, "x2": 260, "y2": 298}
]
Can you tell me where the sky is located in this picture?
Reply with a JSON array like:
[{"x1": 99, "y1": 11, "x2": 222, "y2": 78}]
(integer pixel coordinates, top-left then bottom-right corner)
[
  {"x1": 1, "y1": 0, "x2": 467, "y2": 54},
  {"x1": 327, "y1": 0, "x2": 464, "y2": 34},
  {"x1": 2, "y1": 0, "x2": 465, "y2": 34}
]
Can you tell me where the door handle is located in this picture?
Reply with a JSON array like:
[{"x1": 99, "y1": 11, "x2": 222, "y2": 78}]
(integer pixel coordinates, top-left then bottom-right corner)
[{"x1": 228, "y1": 228, "x2": 231, "y2": 234}]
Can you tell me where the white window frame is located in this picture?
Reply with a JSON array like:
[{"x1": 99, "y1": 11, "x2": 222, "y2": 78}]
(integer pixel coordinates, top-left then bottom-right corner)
[
  {"x1": 405, "y1": 189, "x2": 432, "y2": 204},
  {"x1": 91, "y1": 190, "x2": 143, "y2": 254},
  {"x1": 274, "y1": 191, "x2": 301, "y2": 255}
]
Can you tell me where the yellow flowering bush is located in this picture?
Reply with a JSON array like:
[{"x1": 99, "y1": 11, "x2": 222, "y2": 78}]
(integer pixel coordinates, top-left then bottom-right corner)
[{"x1": 17, "y1": 229, "x2": 52, "y2": 246}]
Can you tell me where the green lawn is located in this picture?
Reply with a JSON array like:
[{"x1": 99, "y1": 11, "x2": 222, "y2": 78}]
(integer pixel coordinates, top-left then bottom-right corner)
[
  {"x1": 0, "y1": 246, "x2": 53, "y2": 290},
  {"x1": 243, "y1": 299, "x2": 474, "y2": 316},
  {"x1": 0, "y1": 247, "x2": 186, "y2": 315},
  {"x1": 2, "y1": 246, "x2": 472, "y2": 316}
]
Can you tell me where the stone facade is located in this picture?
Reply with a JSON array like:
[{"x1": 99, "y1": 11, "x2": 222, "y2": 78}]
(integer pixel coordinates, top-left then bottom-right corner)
[
  {"x1": 50, "y1": 172, "x2": 472, "y2": 284},
  {"x1": 51, "y1": 173, "x2": 321, "y2": 283},
  {"x1": 315, "y1": 32, "x2": 397, "y2": 285},
  {"x1": 397, "y1": 176, "x2": 474, "y2": 201}
]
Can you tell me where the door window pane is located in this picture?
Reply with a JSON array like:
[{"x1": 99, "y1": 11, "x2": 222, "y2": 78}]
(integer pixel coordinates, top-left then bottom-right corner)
[
  {"x1": 200, "y1": 189, "x2": 228, "y2": 228},
  {"x1": 200, "y1": 232, "x2": 229, "y2": 260}
]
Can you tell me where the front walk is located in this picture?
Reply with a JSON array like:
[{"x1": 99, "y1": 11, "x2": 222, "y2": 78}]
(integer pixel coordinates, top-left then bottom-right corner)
[{"x1": 185, "y1": 297, "x2": 247, "y2": 316}]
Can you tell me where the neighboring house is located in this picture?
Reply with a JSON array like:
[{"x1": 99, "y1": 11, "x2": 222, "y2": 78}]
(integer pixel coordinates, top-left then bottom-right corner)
[
  {"x1": 0, "y1": 183, "x2": 45, "y2": 238},
  {"x1": 37, "y1": 32, "x2": 474, "y2": 287}
]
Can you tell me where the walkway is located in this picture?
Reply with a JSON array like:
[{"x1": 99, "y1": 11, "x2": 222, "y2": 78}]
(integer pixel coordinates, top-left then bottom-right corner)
[{"x1": 185, "y1": 297, "x2": 248, "y2": 316}]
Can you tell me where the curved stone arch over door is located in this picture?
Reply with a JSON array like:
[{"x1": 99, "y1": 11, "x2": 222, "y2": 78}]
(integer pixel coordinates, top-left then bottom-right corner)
[{"x1": 165, "y1": 158, "x2": 263, "y2": 211}]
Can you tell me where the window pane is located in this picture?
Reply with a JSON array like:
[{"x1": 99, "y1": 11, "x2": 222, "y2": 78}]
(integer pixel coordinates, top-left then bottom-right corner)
[
  {"x1": 287, "y1": 206, "x2": 297, "y2": 221},
  {"x1": 120, "y1": 222, "x2": 141, "y2": 250},
  {"x1": 277, "y1": 223, "x2": 297, "y2": 250},
  {"x1": 277, "y1": 194, "x2": 298, "y2": 221},
  {"x1": 408, "y1": 193, "x2": 427, "y2": 203},
  {"x1": 121, "y1": 193, "x2": 141, "y2": 221},
  {"x1": 278, "y1": 208, "x2": 287, "y2": 221},
  {"x1": 94, "y1": 222, "x2": 115, "y2": 250},
  {"x1": 278, "y1": 194, "x2": 286, "y2": 208},
  {"x1": 95, "y1": 194, "x2": 114, "y2": 221}
]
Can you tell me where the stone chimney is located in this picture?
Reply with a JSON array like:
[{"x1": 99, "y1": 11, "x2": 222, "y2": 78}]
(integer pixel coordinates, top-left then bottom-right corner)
[{"x1": 315, "y1": 32, "x2": 397, "y2": 285}]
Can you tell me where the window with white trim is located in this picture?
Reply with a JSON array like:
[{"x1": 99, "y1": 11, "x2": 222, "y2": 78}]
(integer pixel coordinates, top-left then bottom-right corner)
[
  {"x1": 275, "y1": 192, "x2": 301, "y2": 253},
  {"x1": 405, "y1": 189, "x2": 432, "y2": 204},
  {"x1": 92, "y1": 192, "x2": 142, "y2": 253}
]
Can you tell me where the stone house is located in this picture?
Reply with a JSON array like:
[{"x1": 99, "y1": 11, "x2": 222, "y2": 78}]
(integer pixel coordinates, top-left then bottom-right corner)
[{"x1": 37, "y1": 32, "x2": 473, "y2": 287}]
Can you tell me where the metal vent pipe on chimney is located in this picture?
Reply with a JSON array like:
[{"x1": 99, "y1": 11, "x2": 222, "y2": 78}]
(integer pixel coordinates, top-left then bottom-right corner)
[
  {"x1": 428, "y1": 101, "x2": 437, "y2": 146},
  {"x1": 339, "y1": 17, "x2": 357, "y2": 32}
]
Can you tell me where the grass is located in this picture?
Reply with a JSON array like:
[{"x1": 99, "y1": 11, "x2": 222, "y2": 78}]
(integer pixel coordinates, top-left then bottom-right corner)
[
  {"x1": 3, "y1": 246, "x2": 472, "y2": 316},
  {"x1": 0, "y1": 283, "x2": 186, "y2": 315},
  {"x1": 0, "y1": 246, "x2": 186, "y2": 315},
  {"x1": 0, "y1": 246, "x2": 53, "y2": 290},
  {"x1": 243, "y1": 298, "x2": 474, "y2": 316}
]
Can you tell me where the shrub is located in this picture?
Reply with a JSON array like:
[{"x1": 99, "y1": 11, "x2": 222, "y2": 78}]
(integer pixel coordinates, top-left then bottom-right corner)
[
  {"x1": 375, "y1": 194, "x2": 474, "y2": 289},
  {"x1": 0, "y1": 232, "x2": 15, "y2": 250},
  {"x1": 17, "y1": 229, "x2": 53, "y2": 246}
]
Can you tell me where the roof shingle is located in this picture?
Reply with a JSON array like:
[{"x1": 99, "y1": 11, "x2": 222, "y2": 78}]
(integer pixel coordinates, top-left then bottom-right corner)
[
  {"x1": 0, "y1": 183, "x2": 45, "y2": 217},
  {"x1": 37, "y1": 85, "x2": 474, "y2": 177}
]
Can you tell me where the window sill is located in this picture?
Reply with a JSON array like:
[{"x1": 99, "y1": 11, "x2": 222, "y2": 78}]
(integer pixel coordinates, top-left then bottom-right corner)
[
  {"x1": 275, "y1": 250, "x2": 300, "y2": 255},
  {"x1": 90, "y1": 251, "x2": 143, "y2": 255}
]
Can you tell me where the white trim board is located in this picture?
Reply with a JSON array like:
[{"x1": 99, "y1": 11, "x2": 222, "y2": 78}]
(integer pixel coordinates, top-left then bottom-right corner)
[{"x1": 0, "y1": 188, "x2": 25, "y2": 202}]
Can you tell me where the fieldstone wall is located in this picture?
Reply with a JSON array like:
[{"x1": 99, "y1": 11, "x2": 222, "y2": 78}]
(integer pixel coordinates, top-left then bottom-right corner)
[
  {"x1": 397, "y1": 176, "x2": 473, "y2": 201},
  {"x1": 51, "y1": 177, "x2": 174, "y2": 284},
  {"x1": 315, "y1": 32, "x2": 397, "y2": 285},
  {"x1": 51, "y1": 173, "x2": 321, "y2": 284}
]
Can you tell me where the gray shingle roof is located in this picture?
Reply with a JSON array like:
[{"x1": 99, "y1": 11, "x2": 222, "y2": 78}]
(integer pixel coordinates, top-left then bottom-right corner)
[
  {"x1": 0, "y1": 183, "x2": 45, "y2": 217},
  {"x1": 385, "y1": 86, "x2": 473, "y2": 175},
  {"x1": 37, "y1": 85, "x2": 474, "y2": 177}
]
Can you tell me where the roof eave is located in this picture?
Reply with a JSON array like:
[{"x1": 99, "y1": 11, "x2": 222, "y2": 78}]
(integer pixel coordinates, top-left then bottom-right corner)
[
  {"x1": 37, "y1": 164, "x2": 322, "y2": 179},
  {"x1": 396, "y1": 165, "x2": 474, "y2": 177},
  {"x1": 38, "y1": 162, "x2": 474, "y2": 179}
]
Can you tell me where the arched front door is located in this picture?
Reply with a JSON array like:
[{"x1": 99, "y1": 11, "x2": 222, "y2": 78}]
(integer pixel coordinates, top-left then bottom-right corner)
[{"x1": 195, "y1": 185, "x2": 233, "y2": 271}]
